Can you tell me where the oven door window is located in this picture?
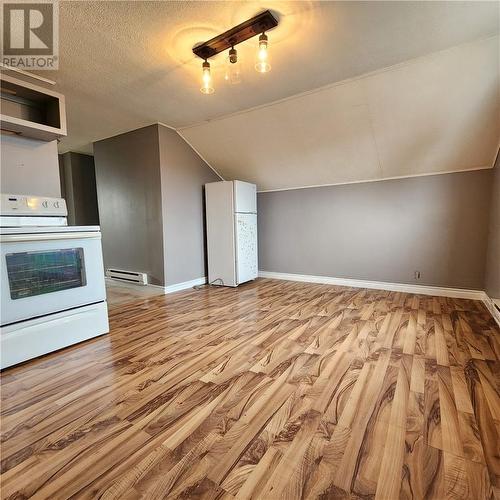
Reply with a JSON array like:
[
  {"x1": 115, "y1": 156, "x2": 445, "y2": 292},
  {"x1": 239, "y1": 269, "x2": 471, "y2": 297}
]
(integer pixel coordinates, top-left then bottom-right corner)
[{"x1": 6, "y1": 248, "x2": 87, "y2": 299}]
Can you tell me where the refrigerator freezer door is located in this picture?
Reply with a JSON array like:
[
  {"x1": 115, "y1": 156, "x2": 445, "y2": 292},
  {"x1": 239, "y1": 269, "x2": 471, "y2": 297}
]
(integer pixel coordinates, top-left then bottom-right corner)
[
  {"x1": 235, "y1": 213, "x2": 258, "y2": 285},
  {"x1": 234, "y1": 181, "x2": 257, "y2": 213}
]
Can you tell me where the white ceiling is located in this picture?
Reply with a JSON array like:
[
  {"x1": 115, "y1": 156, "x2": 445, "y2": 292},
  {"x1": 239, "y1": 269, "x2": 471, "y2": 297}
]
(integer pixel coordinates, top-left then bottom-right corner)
[
  {"x1": 31, "y1": 2, "x2": 498, "y2": 146},
  {"x1": 180, "y1": 36, "x2": 500, "y2": 190},
  {"x1": 18, "y1": 1, "x2": 499, "y2": 189}
]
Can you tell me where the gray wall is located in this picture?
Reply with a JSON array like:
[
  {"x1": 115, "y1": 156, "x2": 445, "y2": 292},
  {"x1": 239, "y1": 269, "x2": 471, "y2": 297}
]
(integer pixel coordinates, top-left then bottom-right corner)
[
  {"x1": 59, "y1": 152, "x2": 99, "y2": 226},
  {"x1": 485, "y1": 159, "x2": 500, "y2": 299},
  {"x1": 93, "y1": 124, "x2": 219, "y2": 287},
  {"x1": 1, "y1": 135, "x2": 60, "y2": 197},
  {"x1": 258, "y1": 170, "x2": 492, "y2": 290},
  {"x1": 94, "y1": 125, "x2": 165, "y2": 285},
  {"x1": 159, "y1": 125, "x2": 220, "y2": 286}
]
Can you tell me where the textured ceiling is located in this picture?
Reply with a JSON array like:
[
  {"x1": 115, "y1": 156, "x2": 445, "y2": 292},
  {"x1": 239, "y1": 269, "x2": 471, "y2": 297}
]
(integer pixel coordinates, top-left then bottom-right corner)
[
  {"x1": 180, "y1": 36, "x2": 500, "y2": 191},
  {"x1": 21, "y1": 0, "x2": 499, "y2": 160}
]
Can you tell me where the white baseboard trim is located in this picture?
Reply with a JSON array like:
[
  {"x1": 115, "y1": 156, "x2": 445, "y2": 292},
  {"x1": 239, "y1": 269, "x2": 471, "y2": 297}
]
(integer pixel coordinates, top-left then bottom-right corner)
[
  {"x1": 165, "y1": 277, "x2": 207, "y2": 294},
  {"x1": 258, "y1": 271, "x2": 485, "y2": 300},
  {"x1": 482, "y1": 292, "x2": 500, "y2": 328}
]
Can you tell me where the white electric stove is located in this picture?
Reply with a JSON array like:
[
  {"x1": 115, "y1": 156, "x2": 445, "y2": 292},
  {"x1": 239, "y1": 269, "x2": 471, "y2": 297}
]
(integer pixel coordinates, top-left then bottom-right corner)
[{"x1": 0, "y1": 194, "x2": 109, "y2": 369}]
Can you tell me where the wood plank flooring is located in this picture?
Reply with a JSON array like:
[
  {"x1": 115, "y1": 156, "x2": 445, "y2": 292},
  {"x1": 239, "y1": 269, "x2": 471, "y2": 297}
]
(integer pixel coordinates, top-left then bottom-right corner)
[
  {"x1": 106, "y1": 281, "x2": 165, "y2": 306},
  {"x1": 1, "y1": 278, "x2": 499, "y2": 499}
]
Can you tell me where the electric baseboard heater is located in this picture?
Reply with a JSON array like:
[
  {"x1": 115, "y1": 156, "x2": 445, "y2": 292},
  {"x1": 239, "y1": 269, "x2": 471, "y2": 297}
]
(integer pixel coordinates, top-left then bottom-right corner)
[{"x1": 106, "y1": 268, "x2": 148, "y2": 285}]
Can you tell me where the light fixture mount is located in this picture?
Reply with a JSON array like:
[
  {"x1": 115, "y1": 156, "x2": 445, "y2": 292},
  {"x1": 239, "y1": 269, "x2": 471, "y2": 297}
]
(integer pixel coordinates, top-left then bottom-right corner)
[{"x1": 192, "y1": 10, "x2": 278, "y2": 60}]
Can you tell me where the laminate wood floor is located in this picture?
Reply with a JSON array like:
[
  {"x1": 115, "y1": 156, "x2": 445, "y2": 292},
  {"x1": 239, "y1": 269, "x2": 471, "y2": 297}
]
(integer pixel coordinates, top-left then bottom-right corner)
[
  {"x1": 106, "y1": 281, "x2": 165, "y2": 306},
  {"x1": 1, "y1": 278, "x2": 499, "y2": 499}
]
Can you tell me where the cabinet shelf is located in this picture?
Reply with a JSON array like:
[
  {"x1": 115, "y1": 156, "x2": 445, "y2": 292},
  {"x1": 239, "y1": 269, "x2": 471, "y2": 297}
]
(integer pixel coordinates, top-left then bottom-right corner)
[{"x1": 1, "y1": 74, "x2": 66, "y2": 142}]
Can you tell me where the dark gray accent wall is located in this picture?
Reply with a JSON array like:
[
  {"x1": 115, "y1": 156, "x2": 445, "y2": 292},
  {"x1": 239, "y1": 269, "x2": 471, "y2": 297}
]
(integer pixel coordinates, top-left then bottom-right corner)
[
  {"x1": 485, "y1": 159, "x2": 500, "y2": 299},
  {"x1": 158, "y1": 125, "x2": 220, "y2": 286},
  {"x1": 94, "y1": 125, "x2": 165, "y2": 285},
  {"x1": 93, "y1": 124, "x2": 219, "y2": 287},
  {"x1": 59, "y1": 152, "x2": 99, "y2": 226},
  {"x1": 258, "y1": 170, "x2": 492, "y2": 290}
]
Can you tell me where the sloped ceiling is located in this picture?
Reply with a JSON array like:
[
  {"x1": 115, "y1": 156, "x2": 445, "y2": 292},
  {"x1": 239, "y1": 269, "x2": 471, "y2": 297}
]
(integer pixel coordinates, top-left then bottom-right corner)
[
  {"x1": 19, "y1": 1, "x2": 499, "y2": 190},
  {"x1": 180, "y1": 36, "x2": 500, "y2": 190}
]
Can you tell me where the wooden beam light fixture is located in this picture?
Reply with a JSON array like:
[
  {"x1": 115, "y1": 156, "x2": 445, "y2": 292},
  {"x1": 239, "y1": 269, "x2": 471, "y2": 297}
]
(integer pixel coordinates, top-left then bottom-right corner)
[{"x1": 193, "y1": 10, "x2": 278, "y2": 94}]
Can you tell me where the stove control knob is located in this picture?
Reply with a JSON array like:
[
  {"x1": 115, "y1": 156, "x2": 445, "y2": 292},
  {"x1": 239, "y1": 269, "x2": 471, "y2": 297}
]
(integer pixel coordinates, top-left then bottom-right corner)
[
  {"x1": 42, "y1": 201, "x2": 48, "y2": 208},
  {"x1": 54, "y1": 201, "x2": 60, "y2": 208}
]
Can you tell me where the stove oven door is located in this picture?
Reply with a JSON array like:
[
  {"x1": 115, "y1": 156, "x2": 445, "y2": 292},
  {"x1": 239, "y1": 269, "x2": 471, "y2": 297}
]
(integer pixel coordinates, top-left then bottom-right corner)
[{"x1": 1, "y1": 231, "x2": 106, "y2": 326}]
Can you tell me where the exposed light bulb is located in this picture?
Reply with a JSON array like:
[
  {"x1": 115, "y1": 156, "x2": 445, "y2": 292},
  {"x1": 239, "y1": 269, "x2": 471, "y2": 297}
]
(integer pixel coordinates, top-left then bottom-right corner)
[
  {"x1": 255, "y1": 33, "x2": 271, "y2": 73},
  {"x1": 201, "y1": 60, "x2": 214, "y2": 94},
  {"x1": 224, "y1": 47, "x2": 242, "y2": 84}
]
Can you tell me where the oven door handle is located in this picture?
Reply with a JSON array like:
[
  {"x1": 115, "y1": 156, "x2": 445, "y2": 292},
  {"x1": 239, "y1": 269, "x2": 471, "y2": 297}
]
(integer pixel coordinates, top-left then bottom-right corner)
[{"x1": 0, "y1": 232, "x2": 101, "y2": 243}]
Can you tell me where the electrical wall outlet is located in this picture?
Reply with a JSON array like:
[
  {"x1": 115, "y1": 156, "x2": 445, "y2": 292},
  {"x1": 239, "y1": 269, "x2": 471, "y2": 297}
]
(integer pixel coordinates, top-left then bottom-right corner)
[{"x1": 414, "y1": 271, "x2": 421, "y2": 280}]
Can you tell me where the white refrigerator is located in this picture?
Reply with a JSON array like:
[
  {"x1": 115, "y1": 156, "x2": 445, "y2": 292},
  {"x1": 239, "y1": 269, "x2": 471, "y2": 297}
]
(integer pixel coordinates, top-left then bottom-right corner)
[{"x1": 205, "y1": 180, "x2": 258, "y2": 287}]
